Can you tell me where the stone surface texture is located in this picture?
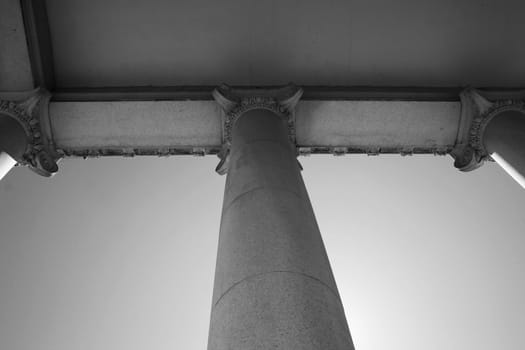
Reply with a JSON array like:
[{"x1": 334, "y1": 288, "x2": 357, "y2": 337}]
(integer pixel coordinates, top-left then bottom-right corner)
[
  {"x1": 208, "y1": 109, "x2": 354, "y2": 349},
  {"x1": 48, "y1": 100, "x2": 460, "y2": 156}
]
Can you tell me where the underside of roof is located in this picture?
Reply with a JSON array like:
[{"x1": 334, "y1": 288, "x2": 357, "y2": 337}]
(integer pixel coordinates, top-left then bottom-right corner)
[{"x1": 1, "y1": 0, "x2": 524, "y2": 160}]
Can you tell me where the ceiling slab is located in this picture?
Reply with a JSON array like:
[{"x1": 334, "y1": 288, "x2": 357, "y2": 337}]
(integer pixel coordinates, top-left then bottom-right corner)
[
  {"x1": 45, "y1": 0, "x2": 525, "y2": 88},
  {"x1": 0, "y1": 0, "x2": 33, "y2": 91}
]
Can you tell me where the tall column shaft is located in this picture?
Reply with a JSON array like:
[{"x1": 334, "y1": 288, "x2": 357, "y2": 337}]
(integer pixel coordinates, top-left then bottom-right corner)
[
  {"x1": 0, "y1": 113, "x2": 27, "y2": 159},
  {"x1": 208, "y1": 109, "x2": 353, "y2": 349},
  {"x1": 0, "y1": 152, "x2": 17, "y2": 180},
  {"x1": 0, "y1": 113, "x2": 27, "y2": 180},
  {"x1": 484, "y1": 110, "x2": 525, "y2": 188}
]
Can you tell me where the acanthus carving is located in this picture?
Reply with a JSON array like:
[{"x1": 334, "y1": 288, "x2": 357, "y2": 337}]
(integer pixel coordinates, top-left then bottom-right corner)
[
  {"x1": 212, "y1": 84, "x2": 303, "y2": 175},
  {"x1": 452, "y1": 88, "x2": 525, "y2": 172},
  {"x1": 0, "y1": 88, "x2": 58, "y2": 176}
]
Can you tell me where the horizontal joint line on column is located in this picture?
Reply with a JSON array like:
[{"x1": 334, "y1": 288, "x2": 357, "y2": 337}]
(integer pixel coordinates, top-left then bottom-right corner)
[
  {"x1": 223, "y1": 186, "x2": 303, "y2": 212},
  {"x1": 213, "y1": 270, "x2": 342, "y2": 308}
]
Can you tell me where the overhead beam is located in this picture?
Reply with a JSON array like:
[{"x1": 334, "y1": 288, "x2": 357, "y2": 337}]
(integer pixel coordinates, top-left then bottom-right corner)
[
  {"x1": 20, "y1": 0, "x2": 56, "y2": 90},
  {"x1": 52, "y1": 86, "x2": 525, "y2": 102},
  {"x1": 48, "y1": 99, "x2": 459, "y2": 157},
  {"x1": 2, "y1": 87, "x2": 524, "y2": 161},
  {"x1": 42, "y1": 87, "x2": 524, "y2": 159}
]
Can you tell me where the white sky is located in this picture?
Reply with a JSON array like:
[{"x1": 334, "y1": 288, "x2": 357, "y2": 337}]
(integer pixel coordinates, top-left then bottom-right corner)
[{"x1": 1, "y1": 155, "x2": 524, "y2": 350}]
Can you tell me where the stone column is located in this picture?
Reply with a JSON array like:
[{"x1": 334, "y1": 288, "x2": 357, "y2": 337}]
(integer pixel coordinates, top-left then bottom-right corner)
[
  {"x1": 208, "y1": 86, "x2": 354, "y2": 350},
  {"x1": 483, "y1": 110, "x2": 525, "y2": 188},
  {"x1": 0, "y1": 111, "x2": 28, "y2": 180},
  {"x1": 453, "y1": 89, "x2": 525, "y2": 189},
  {"x1": 0, "y1": 89, "x2": 59, "y2": 179}
]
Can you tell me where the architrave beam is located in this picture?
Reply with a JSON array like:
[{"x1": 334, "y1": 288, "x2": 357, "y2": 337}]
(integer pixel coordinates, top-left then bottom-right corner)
[{"x1": 51, "y1": 86, "x2": 525, "y2": 102}]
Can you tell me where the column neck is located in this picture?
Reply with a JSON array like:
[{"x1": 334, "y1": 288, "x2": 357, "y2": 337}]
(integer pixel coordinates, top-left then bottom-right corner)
[{"x1": 212, "y1": 84, "x2": 303, "y2": 175}]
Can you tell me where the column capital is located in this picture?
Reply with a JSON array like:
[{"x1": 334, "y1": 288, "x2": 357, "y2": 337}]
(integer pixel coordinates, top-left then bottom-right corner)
[
  {"x1": 212, "y1": 84, "x2": 303, "y2": 174},
  {"x1": 452, "y1": 88, "x2": 525, "y2": 171},
  {"x1": 0, "y1": 88, "x2": 59, "y2": 176}
]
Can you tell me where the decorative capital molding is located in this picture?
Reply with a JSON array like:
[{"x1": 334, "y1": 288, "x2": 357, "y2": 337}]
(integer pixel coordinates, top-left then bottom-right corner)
[
  {"x1": 0, "y1": 88, "x2": 59, "y2": 176},
  {"x1": 452, "y1": 88, "x2": 525, "y2": 172},
  {"x1": 212, "y1": 84, "x2": 303, "y2": 174}
]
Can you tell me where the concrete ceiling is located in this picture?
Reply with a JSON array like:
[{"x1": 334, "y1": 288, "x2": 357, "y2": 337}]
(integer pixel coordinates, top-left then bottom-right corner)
[
  {"x1": 45, "y1": 0, "x2": 525, "y2": 88},
  {"x1": 0, "y1": 0, "x2": 33, "y2": 91}
]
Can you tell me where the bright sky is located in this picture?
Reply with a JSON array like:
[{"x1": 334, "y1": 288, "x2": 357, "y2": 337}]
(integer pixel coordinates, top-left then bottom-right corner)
[{"x1": 1, "y1": 154, "x2": 524, "y2": 350}]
